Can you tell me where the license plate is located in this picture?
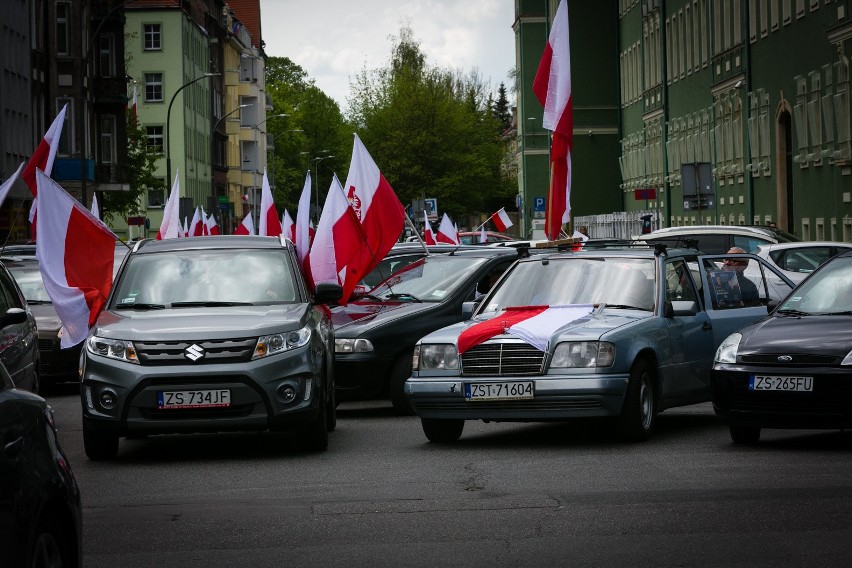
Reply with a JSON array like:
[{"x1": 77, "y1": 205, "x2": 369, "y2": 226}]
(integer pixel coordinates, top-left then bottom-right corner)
[
  {"x1": 157, "y1": 389, "x2": 231, "y2": 409},
  {"x1": 749, "y1": 376, "x2": 814, "y2": 392},
  {"x1": 464, "y1": 381, "x2": 534, "y2": 401}
]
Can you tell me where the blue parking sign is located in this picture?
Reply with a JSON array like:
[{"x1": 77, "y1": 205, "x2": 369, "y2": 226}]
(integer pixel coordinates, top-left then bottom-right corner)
[{"x1": 533, "y1": 197, "x2": 545, "y2": 211}]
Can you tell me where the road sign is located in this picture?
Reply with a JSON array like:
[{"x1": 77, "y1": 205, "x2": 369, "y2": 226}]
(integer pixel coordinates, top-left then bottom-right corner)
[
  {"x1": 533, "y1": 197, "x2": 545, "y2": 219},
  {"x1": 424, "y1": 198, "x2": 438, "y2": 221}
]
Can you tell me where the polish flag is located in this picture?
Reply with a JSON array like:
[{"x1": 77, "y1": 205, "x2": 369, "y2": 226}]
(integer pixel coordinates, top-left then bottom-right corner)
[
  {"x1": 234, "y1": 212, "x2": 254, "y2": 235},
  {"x1": 22, "y1": 105, "x2": 67, "y2": 197},
  {"x1": 339, "y1": 134, "x2": 405, "y2": 300},
  {"x1": 0, "y1": 163, "x2": 25, "y2": 210},
  {"x1": 423, "y1": 210, "x2": 436, "y2": 245},
  {"x1": 457, "y1": 304, "x2": 594, "y2": 354},
  {"x1": 308, "y1": 173, "x2": 362, "y2": 289},
  {"x1": 295, "y1": 171, "x2": 312, "y2": 265},
  {"x1": 492, "y1": 207, "x2": 513, "y2": 232},
  {"x1": 533, "y1": 0, "x2": 572, "y2": 241},
  {"x1": 281, "y1": 209, "x2": 295, "y2": 242},
  {"x1": 156, "y1": 173, "x2": 181, "y2": 239},
  {"x1": 35, "y1": 170, "x2": 117, "y2": 348},
  {"x1": 206, "y1": 213, "x2": 220, "y2": 235},
  {"x1": 436, "y1": 213, "x2": 459, "y2": 245},
  {"x1": 201, "y1": 207, "x2": 210, "y2": 236},
  {"x1": 258, "y1": 170, "x2": 281, "y2": 237},
  {"x1": 182, "y1": 217, "x2": 189, "y2": 238},
  {"x1": 479, "y1": 226, "x2": 488, "y2": 244},
  {"x1": 90, "y1": 194, "x2": 100, "y2": 220},
  {"x1": 189, "y1": 207, "x2": 204, "y2": 236}
]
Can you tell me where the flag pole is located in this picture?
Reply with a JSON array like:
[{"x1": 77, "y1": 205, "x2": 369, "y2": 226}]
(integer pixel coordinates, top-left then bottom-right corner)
[
  {"x1": 404, "y1": 212, "x2": 429, "y2": 256},
  {"x1": 472, "y1": 214, "x2": 496, "y2": 233}
]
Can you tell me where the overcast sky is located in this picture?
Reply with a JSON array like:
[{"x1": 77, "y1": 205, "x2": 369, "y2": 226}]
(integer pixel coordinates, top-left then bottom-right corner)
[{"x1": 259, "y1": 0, "x2": 517, "y2": 113}]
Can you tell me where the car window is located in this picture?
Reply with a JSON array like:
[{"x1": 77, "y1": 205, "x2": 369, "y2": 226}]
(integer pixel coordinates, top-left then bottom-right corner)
[
  {"x1": 779, "y1": 256, "x2": 852, "y2": 313},
  {"x1": 361, "y1": 253, "x2": 425, "y2": 288},
  {"x1": 732, "y1": 235, "x2": 770, "y2": 253},
  {"x1": 110, "y1": 249, "x2": 298, "y2": 307},
  {"x1": 369, "y1": 255, "x2": 490, "y2": 302},
  {"x1": 665, "y1": 260, "x2": 698, "y2": 304},
  {"x1": 701, "y1": 255, "x2": 793, "y2": 310},
  {"x1": 0, "y1": 268, "x2": 23, "y2": 311},
  {"x1": 8, "y1": 267, "x2": 51, "y2": 302},
  {"x1": 772, "y1": 247, "x2": 833, "y2": 274}
]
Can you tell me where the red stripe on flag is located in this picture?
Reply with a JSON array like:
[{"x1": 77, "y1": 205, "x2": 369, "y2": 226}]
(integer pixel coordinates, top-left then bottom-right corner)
[
  {"x1": 457, "y1": 306, "x2": 549, "y2": 354},
  {"x1": 22, "y1": 141, "x2": 51, "y2": 196},
  {"x1": 546, "y1": 129, "x2": 571, "y2": 241},
  {"x1": 532, "y1": 43, "x2": 553, "y2": 108},
  {"x1": 64, "y1": 207, "x2": 115, "y2": 326}
]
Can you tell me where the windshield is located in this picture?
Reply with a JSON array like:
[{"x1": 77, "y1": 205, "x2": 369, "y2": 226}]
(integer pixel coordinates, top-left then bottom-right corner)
[
  {"x1": 8, "y1": 266, "x2": 51, "y2": 302},
  {"x1": 368, "y1": 255, "x2": 489, "y2": 302},
  {"x1": 110, "y1": 249, "x2": 299, "y2": 308},
  {"x1": 777, "y1": 256, "x2": 852, "y2": 315},
  {"x1": 481, "y1": 257, "x2": 657, "y2": 313}
]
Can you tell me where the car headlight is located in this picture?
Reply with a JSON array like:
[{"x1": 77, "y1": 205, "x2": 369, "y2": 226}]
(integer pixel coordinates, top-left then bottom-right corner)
[
  {"x1": 414, "y1": 344, "x2": 459, "y2": 371},
  {"x1": 334, "y1": 338, "x2": 374, "y2": 354},
  {"x1": 86, "y1": 336, "x2": 139, "y2": 364},
  {"x1": 714, "y1": 333, "x2": 742, "y2": 364},
  {"x1": 253, "y1": 328, "x2": 311, "y2": 359},
  {"x1": 551, "y1": 341, "x2": 615, "y2": 368}
]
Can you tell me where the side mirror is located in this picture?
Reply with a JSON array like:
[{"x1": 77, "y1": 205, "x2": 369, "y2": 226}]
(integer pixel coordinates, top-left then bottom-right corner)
[
  {"x1": 0, "y1": 307, "x2": 27, "y2": 328},
  {"x1": 314, "y1": 283, "x2": 343, "y2": 305},
  {"x1": 461, "y1": 301, "x2": 476, "y2": 321},
  {"x1": 669, "y1": 300, "x2": 699, "y2": 317}
]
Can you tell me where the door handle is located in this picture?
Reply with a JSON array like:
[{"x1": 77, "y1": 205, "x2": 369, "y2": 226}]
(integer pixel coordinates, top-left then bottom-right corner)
[{"x1": 702, "y1": 321, "x2": 712, "y2": 331}]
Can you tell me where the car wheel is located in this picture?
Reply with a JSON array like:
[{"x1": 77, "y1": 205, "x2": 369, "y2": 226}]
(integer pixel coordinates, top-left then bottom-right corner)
[
  {"x1": 616, "y1": 359, "x2": 655, "y2": 442},
  {"x1": 389, "y1": 351, "x2": 414, "y2": 416},
  {"x1": 421, "y1": 417, "x2": 464, "y2": 443},
  {"x1": 299, "y1": 391, "x2": 329, "y2": 451},
  {"x1": 83, "y1": 426, "x2": 119, "y2": 460},
  {"x1": 326, "y1": 384, "x2": 337, "y2": 432},
  {"x1": 30, "y1": 517, "x2": 71, "y2": 568},
  {"x1": 730, "y1": 425, "x2": 761, "y2": 445}
]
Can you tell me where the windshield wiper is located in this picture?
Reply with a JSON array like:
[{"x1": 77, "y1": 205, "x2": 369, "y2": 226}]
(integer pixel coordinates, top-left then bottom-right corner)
[
  {"x1": 386, "y1": 293, "x2": 422, "y2": 303},
  {"x1": 356, "y1": 293, "x2": 385, "y2": 302},
  {"x1": 776, "y1": 308, "x2": 812, "y2": 316},
  {"x1": 819, "y1": 310, "x2": 852, "y2": 316},
  {"x1": 602, "y1": 304, "x2": 646, "y2": 311},
  {"x1": 114, "y1": 303, "x2": 166, "y2": 310},
  {"x1": 170, "y1": 301, "x2": 254, "y2": 307},
  {"x1": 26, "y1": 300, "x2": 52, "y2": 305}
]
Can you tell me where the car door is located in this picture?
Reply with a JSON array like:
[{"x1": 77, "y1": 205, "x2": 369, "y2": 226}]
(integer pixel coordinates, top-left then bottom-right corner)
[
  {"x1": 697, "y1": 253, "x2": 795, "y2": 347},
  {"x1": 0, "y1": 267, "x2": 35, "y2": 389}
]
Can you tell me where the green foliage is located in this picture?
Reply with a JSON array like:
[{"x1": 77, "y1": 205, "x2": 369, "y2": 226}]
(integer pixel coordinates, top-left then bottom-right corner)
[{"x1": 101, "y1": 109, "x2": 160, "y2": 224}]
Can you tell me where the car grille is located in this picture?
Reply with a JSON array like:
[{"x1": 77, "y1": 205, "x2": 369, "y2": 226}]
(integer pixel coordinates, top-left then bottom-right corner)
[
  {"x1": 739, "y1": 354, "x2": 840, "y2": 365},
  {"x1": 38, "y1": 339, "x2": 55, "y2": 351},
  {"x1": 133, "y1": 338, "x2": 256, "y2": 366},
  {"x1": 461, "y1": 341, "x2": 545, "y2": 377},
  {"x1": 416, "y1": 399, "x2": 601, "y2": 412}
]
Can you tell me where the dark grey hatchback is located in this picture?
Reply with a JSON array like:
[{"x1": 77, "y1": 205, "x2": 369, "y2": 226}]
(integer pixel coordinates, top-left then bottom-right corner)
[{"x1": 80, "y1": 236, "x2": 342, "y2": 459}]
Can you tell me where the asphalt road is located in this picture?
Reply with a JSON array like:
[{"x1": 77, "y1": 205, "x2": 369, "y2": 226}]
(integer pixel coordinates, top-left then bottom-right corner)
[{"x1": 44, "y1": 383, "x2": 852, "y2": 568}]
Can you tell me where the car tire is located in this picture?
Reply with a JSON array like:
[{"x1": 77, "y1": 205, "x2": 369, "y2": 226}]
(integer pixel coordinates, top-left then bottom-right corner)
[
  {"x1": 83, "y1": 427, "x2": 119, "y2": 460},
  {"x1": 389, "y1": 351, "x2": 415, "y2": 416},
  {"x1": 616, "y1": 359, "x2": 655, "y2": 442},
  {"x1": 326, "y1": 383, "x2": 337, "y2": 432},
  {"x1": 730, "y1": 425, "x2": 761, "y2": 444},
  {"x1": 299, "y1": 391, "x2": 329, "y2": 451},
  {"x1": 30, "y1": 516, "x2": 72, "y2": 568},
  {"x1": 421, "y1": 417, "x2": 464, "y2": 443}
]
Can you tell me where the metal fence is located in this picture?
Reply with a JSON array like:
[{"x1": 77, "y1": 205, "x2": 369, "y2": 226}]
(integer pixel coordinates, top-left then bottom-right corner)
[{"x1": 573, "y1": 211, "x2": 659, "y2": 239}]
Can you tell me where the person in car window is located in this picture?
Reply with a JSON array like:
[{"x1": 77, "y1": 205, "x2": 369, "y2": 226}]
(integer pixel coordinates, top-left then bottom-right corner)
[{"x1": 723, "y1": 247, "x2": 760, "y2": 307}]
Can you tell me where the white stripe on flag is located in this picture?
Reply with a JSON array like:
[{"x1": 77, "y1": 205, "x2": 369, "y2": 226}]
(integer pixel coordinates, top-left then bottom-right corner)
[{"x1": 507, "y1": 304, "x2": 594, "y2": 351}]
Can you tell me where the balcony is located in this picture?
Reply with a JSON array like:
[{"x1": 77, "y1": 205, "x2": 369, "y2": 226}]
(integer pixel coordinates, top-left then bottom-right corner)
[
  {"x1": 53, "y1": 159, "x2": 94, "y2": 181},
  {"x1": 95, "y1": 163, "x2": 130, "y2": 184}
]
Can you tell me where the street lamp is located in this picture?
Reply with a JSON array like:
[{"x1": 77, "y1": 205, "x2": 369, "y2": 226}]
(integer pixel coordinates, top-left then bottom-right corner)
[
  {"x1": 213, "y1": 103, "x2": 251, "y2": 132},
  {"x1": 312, "y1": 153, "x2": 334, "y2": 221},
  {"x1": 165, "y1": 72, "x2": 219, "y2": 191},
  {"x1": 269, "y1": 129, "x2": 304, "y2": 191}
]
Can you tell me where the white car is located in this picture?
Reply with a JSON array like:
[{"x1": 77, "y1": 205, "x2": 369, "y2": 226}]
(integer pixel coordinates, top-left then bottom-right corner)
[
  {"x1": 640, "y1": 225, "x2": 799, "y2": 254},
  {"x1": 754, "y1": 241, "x2": 852, "y2": 284}
]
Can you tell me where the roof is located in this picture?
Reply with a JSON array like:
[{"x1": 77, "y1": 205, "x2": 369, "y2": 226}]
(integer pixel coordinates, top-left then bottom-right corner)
[
  {"x1": 226, "y1": 0, "x2": 262, "y2": 50},
  {"x1": 132, "y1": 236, "x2": 286, "y2": 254}
]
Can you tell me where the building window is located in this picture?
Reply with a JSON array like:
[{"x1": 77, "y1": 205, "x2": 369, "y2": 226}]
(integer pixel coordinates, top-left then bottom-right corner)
[
  {"x1": 99, "y1": 115, "x2": 116, "y2": 164},
  {"x1": 99, "y1": 34, "x2": 115, "y2": 77},
  {"x1": 147, "y1": 185, "x2": 166, "y2": 208},
  {"x1": 56, "y1": 98, "x2": 74, "y2": 156},
  {"x1": 145, "y1": 73, "x2": 163, "y2": 102},
  {"x1": 56, "y1": 1, "x2": 70, "y2": 55},
  {"x1": 144, "y1": 24, "x2": 161, "y2": 51},
  {"x1": 146, "y1": 126, "x2": 164, "y2": 153}
]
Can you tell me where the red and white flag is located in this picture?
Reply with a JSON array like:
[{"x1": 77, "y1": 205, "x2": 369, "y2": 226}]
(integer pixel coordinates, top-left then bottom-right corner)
[
  {"x1": 423, "y1": 210, "x2": 436, "y2": 245},
  {"x1": 201, "y1": 207, "x2": 210, "y2": 236},
  {"x1": 339, "y1": 134, "x2": 405, "y2": 301},
  {"x1": 308, "y1": 173, "x2": 361, "y2": 288},
  {"x1": 0, "y1": 163, "x2": 25, "y2": 210},
  {"x1": 492, "y1": 207, "x2": 513, "y2": 232},
  {"x1": 295, "y1": 171, "x2": 312, "y2": 265},
  {"x1": 23, "y1": 105, "x2": 67, "y2": 197},
  {"x1": 479, "y1": 225, "x2": 488, "y2": 243},
  {"x1": 90, "y1": 194, "x2": 100, "y2": 221},
  {"x1": 188, "y1": 207, "x2": 203, "y2": 236},
  {"x1": 35, "y1": 170, "x2": 117, "y2": 348},
  {"x1": 234, "y1": 212, "x2": 254, "y2": 235},
  {"x1": 282, "y1": 209, "x2": 295, "y2": 242},
  {"x1": 533, "y1": 0, "x2": 572, "y2": 241},
  {"x1": 156, "y1": 173, "x2": 181, "y2": 240},
  {"x1": 206, "y1": 212, "x2": 220, "y2": 236},
  {"x1": 258, "y1": 170, "x2": 281, "y2": 237},
  {"x1": 457, "y1": 304, "x2": 594, "y2": 354},
  {"x1": 182, "y1": 217, "x2": 189, "y2": 238},
  {"x1": 131, "y1": 84, "x2": 138, "y2": 122},
  {"x1": 436, "y1": 213, "x2": 459, "y2": 245}
]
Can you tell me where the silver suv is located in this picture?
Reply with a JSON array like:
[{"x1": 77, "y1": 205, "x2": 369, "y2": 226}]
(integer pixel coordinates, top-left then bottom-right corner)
[{"x1": 80, "y1": 236, "x2": 341, "y2": 459}]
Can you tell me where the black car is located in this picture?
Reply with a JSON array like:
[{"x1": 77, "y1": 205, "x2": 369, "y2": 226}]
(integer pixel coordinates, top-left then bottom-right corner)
[
  {"x1": 712, "y1": 250, "x2": 852, "y2": 443},
  {"x1": 332, "y1": 247, "x2": 523, "y2": 413},
  {"x1": 80, "y1": 236, "x2": 342, "y2": 459},
  {"x1": 0, "y1": 260, "x2": 40, "y2": 393},
  {"x1": 0, "y1": 362, "x2": 82, "y2": 567}
]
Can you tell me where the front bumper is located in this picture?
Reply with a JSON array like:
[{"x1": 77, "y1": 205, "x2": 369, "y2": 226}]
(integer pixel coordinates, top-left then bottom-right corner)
[
  {"x1": 81, "y1": 346, "x2": 323, "y2": 437},
  {"x1": 712, "y1": 365, "x2": 852, "y2": 429},
  {"x1": 406, "y1": 373, "x2": 630, "y2": 421},
  {"x1": 334, "y1": 354, "x2": 394, "y2": 400},
  {"x1": 38, "y1": 332, "x2": 81, "y2": 380}
]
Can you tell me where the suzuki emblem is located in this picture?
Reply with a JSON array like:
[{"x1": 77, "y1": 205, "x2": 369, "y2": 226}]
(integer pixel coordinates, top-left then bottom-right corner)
[
  {"x1": 185, "y1": 344, "x2": 205, "y2": 361},
  {"x1": 777, "y1": 355, "x2": 793, "y2": 362}
]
